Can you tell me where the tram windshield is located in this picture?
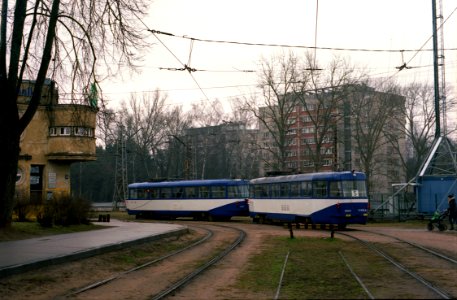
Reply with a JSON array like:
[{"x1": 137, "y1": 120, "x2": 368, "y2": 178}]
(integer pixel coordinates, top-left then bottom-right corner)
[{"x1": 341, "y1": 180, "x2": 367, "y2": 197}]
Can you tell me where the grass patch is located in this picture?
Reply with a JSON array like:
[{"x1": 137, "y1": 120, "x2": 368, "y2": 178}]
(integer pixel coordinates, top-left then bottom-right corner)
[
  {"x1": 236, "y1": 236, "x2": 368, "y2": 299},
  {"x1": 0, "y1": 222, "x2": 106, "y2": 242}
]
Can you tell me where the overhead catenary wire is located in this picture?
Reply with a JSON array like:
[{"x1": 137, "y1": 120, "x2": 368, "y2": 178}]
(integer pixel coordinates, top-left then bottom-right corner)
[
  {"x1": 149, "y1": 29, "x2": 457, "y2": 53},
  {"x1": 150, "y1": 30, "x2": 211, "y2": 102},
  {"x1": 387, "y1": 4, "x2": 457, "y2": 81},
  {"x1": 106, "y1": 7, "x2": 457, "y2": 107},
  {"x1": 128, "y1": 14, "x2": 214, "y2": 103}
]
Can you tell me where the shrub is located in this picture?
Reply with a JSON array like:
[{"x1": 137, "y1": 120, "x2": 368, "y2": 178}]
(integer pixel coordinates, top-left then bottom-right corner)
[
  {"x1": 13, "y1": 195, "x2": 33, "y2": 222},
  {"x1": 37, "y1": 195, "x2": 91, "y2": 227}
]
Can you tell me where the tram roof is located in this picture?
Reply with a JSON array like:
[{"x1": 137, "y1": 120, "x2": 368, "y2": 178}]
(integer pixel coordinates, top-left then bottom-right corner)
[
  {"x1": 128, "y1": 179, "x2": 249, "y2": 188},
  {"x1": 250, "y1": 171, "x2": 366, "y2": 184}
]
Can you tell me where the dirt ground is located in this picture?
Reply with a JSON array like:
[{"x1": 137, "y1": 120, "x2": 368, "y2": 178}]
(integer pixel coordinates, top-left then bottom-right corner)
[{"x1": 1, "y1": 221, "x2": 456, "y2": 300}]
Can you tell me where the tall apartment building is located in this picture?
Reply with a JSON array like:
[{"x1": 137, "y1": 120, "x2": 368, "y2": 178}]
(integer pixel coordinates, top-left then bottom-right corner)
[
  {"x1": 16, "y1": 79, "x2": 98, "y2": 203},
  {"x1": 257, "y1": 84, "x2": 406, "y2": 195}
]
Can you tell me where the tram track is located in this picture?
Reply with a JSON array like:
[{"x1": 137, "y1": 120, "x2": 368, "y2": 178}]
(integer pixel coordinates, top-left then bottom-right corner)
[
  {"x1": 336, "y1": 230, "x2": 457, "y2": 299},
  {"x1": 63, "y1": 225, "x2": 214, "y2": 297},
  {"x1": 64, "y1": 223, "x2": 245, "y2": 300}
]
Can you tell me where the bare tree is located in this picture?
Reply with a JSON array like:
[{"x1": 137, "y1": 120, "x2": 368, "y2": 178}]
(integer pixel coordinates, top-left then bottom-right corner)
[
  {"x1": 225, "y1": 98, "x2": 260, "y2": 178},
  {"x1": 395, "y1": 83, "x2": 436, "y2": 180},
  {"x1": 294, "y1": 54, "x2": 363, "y2": 172},
  {"x1": 0, "y1": 0, "x2": 149, "y2": 227},
  {"x1": 349, "y1": 80, "x2": 405, "y2": 194},
  {"x1": 121, "y1": 91, "x2": 169, "y2": 180},
  {"x1": 186, "y1": 100, "x2": 228, "y2": 179},
  {"x1": 246, "y1": 52, "x2": 363, "y2": 174},
  {"x1": 245, "y1": 52, "x2": 303, "y2": 172},
  {"x1": 188, "y1": 99, "x2": 228, "y2": 127},
  {"x1": 165, "y1": 106, "x2": 193, "y2": 179}
]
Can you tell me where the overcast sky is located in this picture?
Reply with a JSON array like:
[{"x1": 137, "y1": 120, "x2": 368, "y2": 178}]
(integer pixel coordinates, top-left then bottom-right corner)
[{"x1": 101, "y1": 0, "x2": 457, "y2": 112}]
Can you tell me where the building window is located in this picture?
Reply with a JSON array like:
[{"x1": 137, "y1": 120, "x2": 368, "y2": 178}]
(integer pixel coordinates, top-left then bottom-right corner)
[
  {"x1": 286, "y1": 151, "x2": 297, "y2": 157},
  {"x1": 302, "y1": 138, "x2": 315, "y2": 145},
  {"x1": 301, "y1": 116, "x2": 312, "y2": 123},
  {"x1": 302, "y1": 127, "x2": 315, "y2": 134},
  {"x1": 321, "y1": 147, "x2": 333, "y2": 155},
  {"x1": 286, "y1": 162, "x2": 297, "y2": 168},
  {"x1": 322, "y1": 159, "x2": 333, "y2": 166},
  {"x1": 74, "y1": 127, "x2": 94, "y2": 137},
  {"x1": 287, "y1": 138, "x2": 297, "y2": 146},
  {"x1": 60, "y1": 127, "x2": 71, "y2": 136},
  {"x1": 49, "y1": 128, "x2": 57, "y2": 136},
  {"x1": 49, "y1": 126, "x2": 94, "y2": 137},
  {"x1": 302, "y1": 149, "x2": 313, "y2": 156},
  {"x1": 305, "y1": 104, "x2": 316, "y2": 111},
  {"x1": 322, "y1": 135, "x2": 332, "y2": 143},
  {"x1": 303, "y1": 160, "x2": 314, "y2": 167},
  {"x1": 286, "y1": 129, "x2": 296, "y2": 135}
]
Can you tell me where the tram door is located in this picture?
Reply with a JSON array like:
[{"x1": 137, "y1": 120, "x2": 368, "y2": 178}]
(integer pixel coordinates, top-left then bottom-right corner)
[{"x1": 30, "y1": 165, "x2": 44, "y2": 204}]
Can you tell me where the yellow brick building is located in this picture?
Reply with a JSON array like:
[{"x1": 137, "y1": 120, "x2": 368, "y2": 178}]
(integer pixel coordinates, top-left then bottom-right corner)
[{"x1": 16, "y1": 79, "x2": 98, "y2": 203}]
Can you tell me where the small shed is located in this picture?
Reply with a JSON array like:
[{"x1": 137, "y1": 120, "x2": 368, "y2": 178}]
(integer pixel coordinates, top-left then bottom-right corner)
[{"x1": 416, "y1": 136, "x2": 457, "y2": 214}]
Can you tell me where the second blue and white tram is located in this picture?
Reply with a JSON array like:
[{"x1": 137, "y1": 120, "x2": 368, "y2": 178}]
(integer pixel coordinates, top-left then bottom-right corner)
[
  {"x1": 248, "y1": 171, "x2": 369, "y2": 227},
  {"x1": 125, "y1": 179, "x2": 249, "y2": 221}
]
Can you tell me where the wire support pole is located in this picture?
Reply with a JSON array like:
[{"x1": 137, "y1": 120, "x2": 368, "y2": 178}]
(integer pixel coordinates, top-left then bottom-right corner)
[
  {"x1": 432, "y1": 0, "x2": 442, "y2": 138},
  {"x1": 432, "y1": 0, "x2": 446, "y2": 138},
  {"x1": 437, "y1": 0, "x2": 447, "y2": 136}
]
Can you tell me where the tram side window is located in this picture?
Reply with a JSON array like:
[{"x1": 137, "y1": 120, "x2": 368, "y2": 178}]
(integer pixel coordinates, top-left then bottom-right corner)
[
  {"x1": 199, "y1": 186, "x2": 210, "y2": 198},
  {"x1": 271, "y1": 184, "x2": 280, "y2": 198},
  {"x1": 150, "y1": 189, "x2": 158, "y2": 199},
  {"x1": 160, "y1": 188, "x2": 173, "y2": 199},
  {"x1": 129, "y1": 189, "x2": 137, "y2": 199},
  {"x1": 137, "y1": 188, "x2": 147, "y2": 199},
  {"x1": 212, "y1": 186, "x2": 226, "y2": 198},
  {"x1": 238, "y1": 185, "x2": 249, "y2": 198},
  {"x1": 329, "y1": 181, "x2": 342, "y2": 197},
  {"x1": 301, "y1": 181, "x2": 312, "y2": 197},
  {"x1": 313, "y1": 181, "x2": 328, "y2": 198},
  {"x1": 280, "y1": 183, "x2": 289, "y2": 198},
  {"x1": 186, "y1": 187, "x2": 198, "y2": 198},
  {"x1": 290, "y1": 183, "x2": 300, "y2": 197},
  {"x1": 228, "y1": 186, "x2": 240, "y2": 198},
  {"x1": 175, "y1": 187, "x2": 185, "y2": 198},
  {"x1": 253, "y1": 185, "x2": 268, "y2": 198}
]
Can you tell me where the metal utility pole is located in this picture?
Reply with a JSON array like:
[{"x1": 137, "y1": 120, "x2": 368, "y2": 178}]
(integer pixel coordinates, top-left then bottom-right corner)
[
  {"x1": 112, "y1": 127, "x2": 127, "y2": 210},
  {"x1": 432, "y1": 0, "x2": 446, "y2": 137}
]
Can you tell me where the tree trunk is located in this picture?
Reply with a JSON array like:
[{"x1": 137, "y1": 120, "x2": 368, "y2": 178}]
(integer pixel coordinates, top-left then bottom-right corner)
[{"x1": 0, "y1": 82, "x2": 21, "y2": 227}]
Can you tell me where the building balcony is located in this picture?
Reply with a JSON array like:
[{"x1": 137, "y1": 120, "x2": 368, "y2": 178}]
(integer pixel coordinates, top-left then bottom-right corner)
[
  {"x1": 47, "y1": 135, "x2": 96, "y2": 161},
  {"x1": 46, "y1": 104, "x2": 98, "y2": 162}
]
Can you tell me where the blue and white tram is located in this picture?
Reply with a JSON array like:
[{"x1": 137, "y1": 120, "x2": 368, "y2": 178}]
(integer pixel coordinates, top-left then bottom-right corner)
[
  {"x1": 125, "y1": 179, "x2": 250, "y2": 220},
  {"x1": 248, "y1": 171, "x2": 369, "y2": 227}
]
